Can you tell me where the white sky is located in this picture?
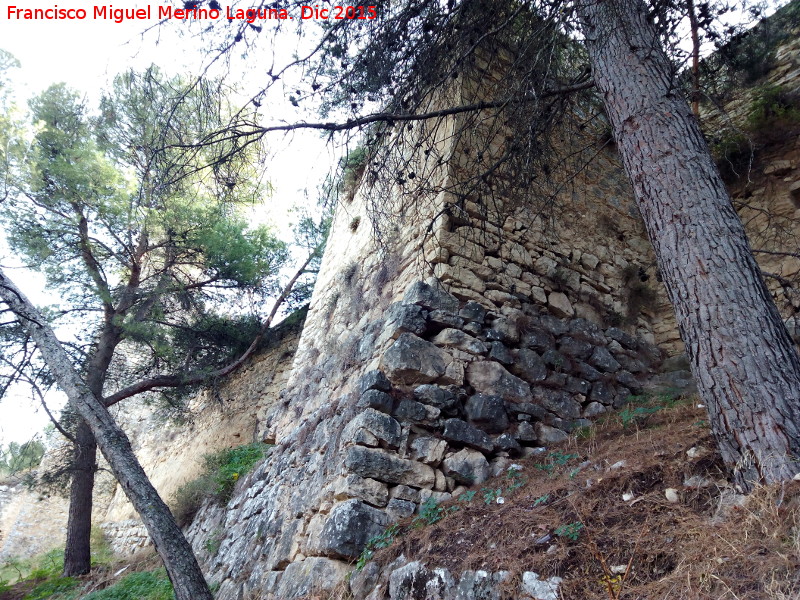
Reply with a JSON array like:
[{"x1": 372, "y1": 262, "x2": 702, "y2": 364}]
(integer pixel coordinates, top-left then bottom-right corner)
[{"x1": 0, "y1": 1, "x2": 339, "y2": 445}]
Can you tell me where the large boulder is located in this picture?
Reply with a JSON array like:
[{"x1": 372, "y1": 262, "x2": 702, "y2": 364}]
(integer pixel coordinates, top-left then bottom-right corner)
[
  {"x1": 442, "y1": 418, "x2": 494, "y2": 453},
  {"x1": 403, "y1": 280, "x2": 460, "y2": 313}
]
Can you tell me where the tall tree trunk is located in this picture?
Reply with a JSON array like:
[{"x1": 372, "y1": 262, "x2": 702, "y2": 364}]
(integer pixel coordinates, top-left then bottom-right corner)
[
  {"x1": 0, "y1": 269, "x2": 213, "y2": 600},
  {"x1": 577, "y1": 0, "x2": 800, "y2": 490},
  {"x1": 62, "y1": 421, "x2": 96, "y2": 576}
]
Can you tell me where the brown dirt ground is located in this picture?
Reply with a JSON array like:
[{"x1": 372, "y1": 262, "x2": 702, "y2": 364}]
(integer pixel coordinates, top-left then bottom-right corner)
[{"x1": 369, "y1": 397, "x2": 800, "y2": 599}]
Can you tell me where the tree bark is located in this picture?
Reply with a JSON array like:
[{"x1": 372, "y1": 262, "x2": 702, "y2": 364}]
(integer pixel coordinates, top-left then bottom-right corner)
[
  {"x1": 0, "y1": 268, "x2": 213, "y2": 600},
  {"x1": 62, "y1": 421, "x2": 96, "y2": 576},
  {"x1": 577, "y1": 0, "x2": 800, "y2": 490}
]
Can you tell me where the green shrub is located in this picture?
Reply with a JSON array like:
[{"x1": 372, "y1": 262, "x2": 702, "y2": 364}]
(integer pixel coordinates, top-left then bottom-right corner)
[
  {"x1": 746, "y1": 84, "x2": 800, "y2": 134},
  {"x1": 83, "y1": 569, "x2": 174, "y2": 600},
  {"x1": 172, "y1": 442, "x2": 271, "y2": 526}
]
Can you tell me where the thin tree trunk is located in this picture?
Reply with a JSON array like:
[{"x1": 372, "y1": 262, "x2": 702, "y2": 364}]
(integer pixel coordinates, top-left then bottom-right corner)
[
  {"x1": 0, "y1": 269, "x2": 213, "y2": 600},
  {"x1": 62, "y1": 421, "x2": 96, "y2": 576},
  {"x1": 577, "y1": 0, "x2": 800, "y2": 490}
]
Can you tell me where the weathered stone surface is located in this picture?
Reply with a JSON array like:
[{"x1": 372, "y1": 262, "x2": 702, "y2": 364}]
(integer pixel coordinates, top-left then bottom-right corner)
[
  {"x1": 582, "y1": 401, "x2": 607, "y2": 418},
  {"x1": 389, "y1": 561, "x2": 455, "y2": 600},
  {"x1": 616, "y1": 354, "x2": 646, "y2": 373},
  {"x1": 488, "y1": 341, "x2": 514, "y2": 365},
  {"x1": 413, "y1": 385, "x2": 459, "y2": 413},
  {"x1": 547, "y1": 292, "x2": 574, "y2": 318},
  {"x1": 332, "y1": 475, "x2": 389, "y2": 507},
  {"x1": 605, "y1": 327, "x2": 638, "y2": 350},
  {"x1": 574, "y1": 361, "x2": 602, "y2": 382},
  {"x1": 316, "y1": 500, "x2": 392, "y2": 559},
  {"x1": 568, "y1": 318, "x2": 607, "y2": 345},
  {"x1": 442, "y1": 448, "x2": 491, "y2": 485},
  {"x1": 466, "y1": 361, "x2": 531, "y2": 403},
  {"x1": 459, "y1": 301, "x2": 487, "y2": 323},
  {"x1": 511, "y1": 348, "x2": 547, "y2": 383},
  {"x1": 455, "y1": 570, "x2": 510, "y2": 600},
  {"x1": 395, "y1": 399, "x2": 439, "y2": 424},
  {"x1": 359, "y1": 370, "x2": 393, "y2": 395},
  {"x1": 539, "y1": 314, "x2": 568, "y2": 336},
  {"x1": 442, "y1": 419, "x2": 494, "y2": 453},
  {"x1": 535, "y1": 423, "x2": 569, "y2": 444},
  {"x1": 589, "y1": 346, "x2": 621, "y2": 373},
  {"x1": 520, "y1": 327, "x2": 555, "y2": 352},
  {"x1": 386, "y1": 498, "x2": 417, "y2": 521},
  {"x1": 428, "y1": 309, "x2": 465, "y2": 330},
  {"x1": 487, "y1": 317, "x2": 520, "y2": 344},
  {"x1": 494, "y1": 433, "x2": 522, "y2": 454},
  {"x1": 432, "y1": 328, "x2": 488, "y2": 355},
  {"x1": 616, "y1": 370, "x2": 644, "y2": 394},
  {"x1": 506, "y1": 402, "x2": 548, "y2": 420},
  {"x1": 359, "y1": 389, "x2": 395, "y2": 414},
  {"x1": 464, "y1": 394, "x2": 509, "y2": 433},
  {"x1": 589, "y1": 381, "x2": 615, "y2": 405},
  {"x1": 381, "y1": 334, "x2": 453, "y2": 385},
  {"x1": 344, "y1": 409, "x2": 403, "y2": 448},
  {"x1": 274, "y1": 557, "x2": 351, "y2": 599},
  {"x1": 410, "y1": 437, "x2": 447, "y2": 465},
  {"x1": 389, "y1": 485, "x2": 421, "y2": 502},
  {"x1": 383, "y1": 303, "x2": 428, "y2": 339},
  {"x1": 403, "y1": 280, "x2": 460, "y2": 313},
  {"x1": 345, "y1": 446, "x2": 436, "y2": 488},
  {"x1": 565, "y1": 377, "x2": 590, "y2": 395},
  {"x1": 521, "y1": 572, "x2": 563, "y2": 600},
  {"x1": 515, "y1": 422, "x2": 538, "y2": 443},
  {"x1": 558, "y1": 336, "x2": 594, "y2": 360}
]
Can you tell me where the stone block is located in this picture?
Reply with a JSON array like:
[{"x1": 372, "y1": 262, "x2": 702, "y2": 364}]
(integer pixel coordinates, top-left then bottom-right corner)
[
  {"x1": 568, "y1": 318, "x2": 607, "y2": 345},
  {"x1": 358, "y1": 370, "x2": 392, "y2": 395},
  {"x1": 380, "y1": 333, "x2": 453, "y2": 385},
  {"x1": 589, "y1": 346, "x2": 621, "y2": 373},
  {"x1": 494, "y1": 433, "x2": 522, "y2": 454},
  {"x1": 459, "y1": 301, "x2": 487, "y2": 323},
  {"x1": 389, "y1": 561, "x2": 456, "y2": 600},
  {"x1": 413, "y1": 384, "x2": 459, "y2": 413},
  {"x1": 403, "y1": 279, "x2": 460, "y2": 312},
  {"x1": 386, "y1": 498, "x2": 416, "y2": 521},
  {"x1": 394, "y1": 399, "x2": 439, "y2": 424},
  {"x1": 358, "y1": 389, "x2": 395, "y2": 414},
  {"x1": 315, "y1": 500, "x2": 392, "y2": 560},
  {"x1": 535, "y1": 423, "x2": 569, "y2": 444},
  {"x1": 428, "y1": 309, "x2": 465, "y2": 330},
  {"x1": 432, "y1": 328, "x2": 488, "y2": 355},
  {"x1": 480, "y1": 337, "x2": 504, "y2": 362},
  {"x1": 465, "y1": 394, "x2": 510, "y2": 433},
  {"x1": 442, "y1": 448, "x2": 492, "y2": 485},
  {"x1": 345, "y1": 446, "x2": 436, "y2": 488},
  {"x1": 547, "y1": 292, "x2": 575, "y2": 318},
  {"x1": 274, "y1": 557, "x2": 352, "y2": 598},
  {"x1": 410, "y1": 436, "x2": 447, "y2": 465},
  {"x1": 467, "y1": 361, "x2": 531, "y2": 403},
  {"x1": 558, "y1": 336, "x2": 594, "y2": 359},
  {"x1": 332, "y1": 475, "x2": 389, "y2": 507},
  {"x1": 344, "y1": 408, "x2": 403, "y2": 448},
  {"x1": 539, "y1": 314, "x2": 568, "y2": 336},
  {"x1": 442, "y1": 418, "x2": 494, "y2": 453},
  {"x1": 382, "y1": 303, "x2": 427, "y2": 340},
  {"x1": 515, "y1": 421, "x2": 538, "y2": 443},
  {"x1": 520, "y1": 328, "x2": 555, "y2": 352}
]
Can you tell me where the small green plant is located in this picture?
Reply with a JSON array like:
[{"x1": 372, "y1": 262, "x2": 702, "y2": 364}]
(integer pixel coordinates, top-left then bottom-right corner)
[
  {"x1": 412, "y1": 497, "x2": 458, "y2": 528},
  {"x1": 482, "y1": 487, "x2": 503, "y2": 505},
  {"x1": 505, "y1": 467, "x2": 527, "y2": 493},
  {"x1": 204, "y1": 529, "x2": 223, "y2": 556},
  {"x1": 458, "y1": 490, "x2": 477, "y2": 503},
  {"x1": 355, "y1": 524, "x2": 401, "y2": 571},
  {"x1": 747, "y1": 84, "x2": 800, "y2": 132},
  {"x1": 536, "y1": 450, "x2": 580, "y2": 475},
  {"x1": 554, "y1": 521, "x2": 584, "y2": 541},
  {"x1": 83, "y1": 569, "x2": 174, "y2": 600},
  {"x1": 532, "y1": 494, "x2": 550, "y2": 507}
]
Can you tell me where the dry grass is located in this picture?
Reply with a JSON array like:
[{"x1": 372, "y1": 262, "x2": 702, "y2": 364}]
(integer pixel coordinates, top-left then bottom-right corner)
[{"x1": 365, "y1": 397, "x2": 800, "y2": 599}]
